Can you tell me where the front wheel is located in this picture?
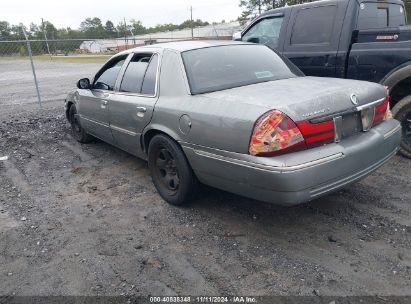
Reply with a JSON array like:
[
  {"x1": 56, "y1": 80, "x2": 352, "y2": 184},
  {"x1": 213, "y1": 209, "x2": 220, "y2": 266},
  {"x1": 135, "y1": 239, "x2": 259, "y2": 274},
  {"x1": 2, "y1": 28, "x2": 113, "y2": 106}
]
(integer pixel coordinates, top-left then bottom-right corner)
[
  {"x1": 148, "y1": 134, "x2": 198, "y2": 205},
  {"x1": 392, "y1": 95, "x2": 411, "y2": 159},
  {"x1": 68, "y1": 105, "x2": 92, "y2": 143}
]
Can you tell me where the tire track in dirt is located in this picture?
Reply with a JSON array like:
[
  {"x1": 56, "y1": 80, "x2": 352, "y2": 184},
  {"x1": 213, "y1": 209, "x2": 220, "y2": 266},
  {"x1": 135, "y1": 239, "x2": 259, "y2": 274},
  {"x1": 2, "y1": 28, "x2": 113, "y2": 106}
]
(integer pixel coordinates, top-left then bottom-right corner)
[
  {"x1": 61, "y1": 140, "x2": 96, "y2": 163},
  {"x1": 2, "y1": 159, "x2": 31, "y2": 192}
]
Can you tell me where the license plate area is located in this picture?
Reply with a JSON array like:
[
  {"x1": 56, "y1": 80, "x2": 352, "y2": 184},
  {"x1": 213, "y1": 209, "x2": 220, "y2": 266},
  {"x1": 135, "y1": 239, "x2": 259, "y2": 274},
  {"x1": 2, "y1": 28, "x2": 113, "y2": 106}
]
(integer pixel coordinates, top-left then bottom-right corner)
[{"x1": 341, "y1": 112, "x2": 362, "y2": 139}]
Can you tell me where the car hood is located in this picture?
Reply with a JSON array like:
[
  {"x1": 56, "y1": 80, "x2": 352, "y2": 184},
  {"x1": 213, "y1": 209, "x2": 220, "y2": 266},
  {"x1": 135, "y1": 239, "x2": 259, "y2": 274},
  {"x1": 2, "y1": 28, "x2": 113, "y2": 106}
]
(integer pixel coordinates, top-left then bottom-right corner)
[{"x1": 200, "y1": 76, "x2": 386, "y2": 121}]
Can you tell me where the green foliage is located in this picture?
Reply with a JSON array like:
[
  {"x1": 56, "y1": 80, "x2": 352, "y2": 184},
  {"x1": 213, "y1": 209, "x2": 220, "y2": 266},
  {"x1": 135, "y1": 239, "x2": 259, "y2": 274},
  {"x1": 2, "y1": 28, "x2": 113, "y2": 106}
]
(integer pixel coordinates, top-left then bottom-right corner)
[
  {"x1": 19, "y1": 45, "x2": 27, "y2": 57},
  {"x1": 0, "y1": 17, "x2": 214, "y2": 42},
  {"x1": 104, "y1": 20, "x2": 117, "y2": 37},
  {"x1": 405, "y1": 1, "x2": 411, "y2": 24},
  {"x1": 0, "y1": 21, "x2": 11, "y2": 40},
  {"x1": 80, "y1": 17, "x2": 106, "y2": 38}
]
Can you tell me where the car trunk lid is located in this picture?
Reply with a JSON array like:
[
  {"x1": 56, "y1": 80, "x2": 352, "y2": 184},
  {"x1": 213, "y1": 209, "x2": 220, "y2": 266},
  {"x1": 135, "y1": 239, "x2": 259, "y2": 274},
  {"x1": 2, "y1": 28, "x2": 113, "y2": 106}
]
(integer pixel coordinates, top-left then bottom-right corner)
[{"x1": 200, "y1": 76, "x2": 387, "y2": 149}]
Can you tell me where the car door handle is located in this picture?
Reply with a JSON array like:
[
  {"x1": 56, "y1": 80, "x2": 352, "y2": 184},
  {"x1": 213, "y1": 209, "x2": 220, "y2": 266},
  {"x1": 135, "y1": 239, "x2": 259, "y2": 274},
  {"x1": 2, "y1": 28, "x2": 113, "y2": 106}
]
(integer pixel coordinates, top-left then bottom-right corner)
[
  {"x1": 101, "y1": 100, "x2": 108, "y2": 109},
  {"x1": 136, "y1": 107, "x2": 147, "y2": 118}
]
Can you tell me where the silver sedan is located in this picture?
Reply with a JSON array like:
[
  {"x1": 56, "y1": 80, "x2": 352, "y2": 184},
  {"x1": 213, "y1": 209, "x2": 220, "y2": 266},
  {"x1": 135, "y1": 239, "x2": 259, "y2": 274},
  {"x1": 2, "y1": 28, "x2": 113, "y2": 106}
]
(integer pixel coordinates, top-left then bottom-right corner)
[{"x1": 65, "y1": 41, "x2": 401, "y2": 206}]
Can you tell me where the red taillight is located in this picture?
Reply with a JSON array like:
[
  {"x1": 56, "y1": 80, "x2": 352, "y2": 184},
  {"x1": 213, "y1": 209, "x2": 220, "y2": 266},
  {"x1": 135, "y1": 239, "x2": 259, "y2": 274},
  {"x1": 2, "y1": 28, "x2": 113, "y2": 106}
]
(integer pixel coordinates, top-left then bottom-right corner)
[
  {"x1": 249, "y1": 110, "x2": 306, "y2": 157},
  {"x1": 373, "y1": 95, "x2": 391, "y2": 126},
  {"x1": 296, "y1": 119, "x2": 335, "y2": 148},
  {"x1": 249, "y1": 110, "x2": 335, "y2": 157}
]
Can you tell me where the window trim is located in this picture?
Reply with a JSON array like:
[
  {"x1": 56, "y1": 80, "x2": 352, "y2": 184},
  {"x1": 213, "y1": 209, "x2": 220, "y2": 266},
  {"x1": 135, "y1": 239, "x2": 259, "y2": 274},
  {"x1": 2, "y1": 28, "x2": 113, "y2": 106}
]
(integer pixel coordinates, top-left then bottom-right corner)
[
  {"x1": 289, "y1": 4, "x2": 337, "y2": 46},
  {"x1": 113, "y1": 50, "x2": 161, "y2": 98}
]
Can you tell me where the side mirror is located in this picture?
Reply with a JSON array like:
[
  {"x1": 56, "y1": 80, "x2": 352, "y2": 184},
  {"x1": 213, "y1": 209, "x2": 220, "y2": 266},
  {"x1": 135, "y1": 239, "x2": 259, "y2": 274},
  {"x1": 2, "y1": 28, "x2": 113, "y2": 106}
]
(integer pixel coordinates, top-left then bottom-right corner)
[
  {"x1": 77, "y1": 78, "x2": 91, "y2": 89},
  {"x1": 233, "y1": 31, "x2": 242, "y2": 41},
  {"x1": 247, "y1": 37, "x2": 260, "y2": 44}
]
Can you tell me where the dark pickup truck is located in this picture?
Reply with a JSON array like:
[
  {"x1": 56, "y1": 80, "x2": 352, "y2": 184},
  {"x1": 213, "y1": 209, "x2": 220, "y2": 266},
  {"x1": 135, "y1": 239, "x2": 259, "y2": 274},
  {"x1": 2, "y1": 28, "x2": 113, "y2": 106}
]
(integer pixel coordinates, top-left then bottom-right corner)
[{"x1": 235, "y1": 0, "x2": 411, "y2": 158}]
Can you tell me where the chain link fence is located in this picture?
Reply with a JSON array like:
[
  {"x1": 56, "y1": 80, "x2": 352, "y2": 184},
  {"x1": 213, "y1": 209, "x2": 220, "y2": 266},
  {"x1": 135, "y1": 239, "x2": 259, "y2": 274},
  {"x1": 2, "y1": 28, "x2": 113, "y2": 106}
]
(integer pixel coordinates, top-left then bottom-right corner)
[{"x1": 0, "y1": 23, "x2": 240, "y2": 110}]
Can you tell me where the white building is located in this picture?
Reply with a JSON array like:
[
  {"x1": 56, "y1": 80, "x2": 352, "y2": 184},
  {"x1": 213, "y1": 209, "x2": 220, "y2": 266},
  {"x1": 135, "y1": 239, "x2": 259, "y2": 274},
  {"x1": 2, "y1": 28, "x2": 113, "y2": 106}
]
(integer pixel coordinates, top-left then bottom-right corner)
[{"x1": 79, "y1": 40, "x2": 119, "y2": 53}]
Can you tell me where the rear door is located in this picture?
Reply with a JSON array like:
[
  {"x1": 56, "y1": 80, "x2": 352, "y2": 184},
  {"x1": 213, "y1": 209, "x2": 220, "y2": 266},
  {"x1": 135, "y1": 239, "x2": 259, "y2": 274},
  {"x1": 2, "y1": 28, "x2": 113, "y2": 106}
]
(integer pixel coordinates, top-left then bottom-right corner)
[
  {"x1": 78, "y1": 54, "x2": 128, "y2": 144},
  {"x1": 108, "y1": 51, "x2": 160, "y2": 157},
  {"x1": 282, "y1": 3, "x2": 346, "y2": 77}
]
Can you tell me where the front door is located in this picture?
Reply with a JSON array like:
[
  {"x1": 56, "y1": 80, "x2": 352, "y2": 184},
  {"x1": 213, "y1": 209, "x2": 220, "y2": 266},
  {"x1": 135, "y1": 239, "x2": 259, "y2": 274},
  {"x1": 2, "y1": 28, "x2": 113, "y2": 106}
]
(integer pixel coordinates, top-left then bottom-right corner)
[
  {"x1": 108, "y1": 52, "x2": 160, "y2": 158},
  {"x1": 78, "y1": 54, "x2": 128, "y2": 144}
]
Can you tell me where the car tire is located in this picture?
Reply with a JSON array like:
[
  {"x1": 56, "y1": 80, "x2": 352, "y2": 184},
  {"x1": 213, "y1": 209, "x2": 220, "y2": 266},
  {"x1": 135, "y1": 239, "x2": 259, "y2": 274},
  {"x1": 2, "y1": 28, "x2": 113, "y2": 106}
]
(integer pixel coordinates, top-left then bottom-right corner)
[
  {"x1": 392, "y1": 95, "x2": 411, "y2": 159},
  {"x1": 68, "y1": 105, "x2": 92, "y2": 143},
  {"x1": 148, "y1": 134, "x2": 198, "y2": 205}
]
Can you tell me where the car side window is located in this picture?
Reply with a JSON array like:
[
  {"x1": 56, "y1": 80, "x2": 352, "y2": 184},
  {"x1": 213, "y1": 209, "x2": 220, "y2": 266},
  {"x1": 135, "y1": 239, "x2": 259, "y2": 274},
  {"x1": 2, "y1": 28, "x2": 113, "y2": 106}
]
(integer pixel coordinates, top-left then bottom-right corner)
[
  {"x1": 242, "y1": 17, "x2": 284, "y2": 49},
  {"x1": 119, "y1": 53, "x2": 153, "y2": 94},
  {"x1": 291, "y1": 5, "x2": 336, "y2": 45},
  {"x1": 93, "y1": 56, "x2": 127, "y2": 91},
  {"x1": 141, "y1": 54, "x2": 159, "y2": 95},
  {"x1": 357, "y1": 3, "x2": 406, "y2": 30}
]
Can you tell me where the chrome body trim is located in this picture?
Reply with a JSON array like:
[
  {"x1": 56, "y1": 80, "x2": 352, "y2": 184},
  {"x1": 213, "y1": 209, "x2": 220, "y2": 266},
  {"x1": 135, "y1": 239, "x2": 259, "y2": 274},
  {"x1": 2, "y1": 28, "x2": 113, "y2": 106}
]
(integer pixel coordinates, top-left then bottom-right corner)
[
  {"x1": 383, "y1": 123, "x2": 401, "y2": 139},
  {"x1": 356, "y1": 97, "x2": 385, "y2": 111},
  {"x1": 192, "y1": 149, "x2": 344, "y2": 173}
]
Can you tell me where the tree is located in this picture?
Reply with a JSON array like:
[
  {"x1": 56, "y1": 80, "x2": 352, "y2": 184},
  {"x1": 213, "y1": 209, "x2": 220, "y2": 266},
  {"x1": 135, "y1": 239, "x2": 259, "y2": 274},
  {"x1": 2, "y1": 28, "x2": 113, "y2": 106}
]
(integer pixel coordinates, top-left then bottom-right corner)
[
  {"x1": 104, "y1": 20, "x2": 117, "y2": 38},
  {"x1": 0, "y1": 21, "x2": 11, "y2": 40},
  {"x1": 116, "y1": 21, "x2": 127, "y2": 38},
  {"x1": 29, "y1": 23, "x2": 41, "y2": 39},
  {"x1": 80, "y1": 17, "x2": 106, "y2": 38},
  {"x1": 130, "y1": 19, "x2": 147, "y2": 35},
  {"x1": 406, "y1": 1, "x2": 411, "y2": 24}
]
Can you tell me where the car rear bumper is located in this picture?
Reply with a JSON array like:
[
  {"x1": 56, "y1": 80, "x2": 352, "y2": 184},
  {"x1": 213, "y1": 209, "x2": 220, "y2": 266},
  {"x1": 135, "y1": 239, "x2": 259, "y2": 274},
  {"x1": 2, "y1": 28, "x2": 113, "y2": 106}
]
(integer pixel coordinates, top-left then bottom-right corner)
[{"x1": 181, "y1": 119, "x2": 401, "y2": 205}]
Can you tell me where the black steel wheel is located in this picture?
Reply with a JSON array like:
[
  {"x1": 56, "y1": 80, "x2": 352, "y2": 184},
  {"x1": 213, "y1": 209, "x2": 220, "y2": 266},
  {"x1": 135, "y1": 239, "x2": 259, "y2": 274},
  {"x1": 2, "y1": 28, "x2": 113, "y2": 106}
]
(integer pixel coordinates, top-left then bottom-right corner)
[
  {"x1": 69, "y1": 105, "x2": 92, "y2": 143},
  {"x1": 148, "y1": 134, "x2": 198, "y2": 205}
]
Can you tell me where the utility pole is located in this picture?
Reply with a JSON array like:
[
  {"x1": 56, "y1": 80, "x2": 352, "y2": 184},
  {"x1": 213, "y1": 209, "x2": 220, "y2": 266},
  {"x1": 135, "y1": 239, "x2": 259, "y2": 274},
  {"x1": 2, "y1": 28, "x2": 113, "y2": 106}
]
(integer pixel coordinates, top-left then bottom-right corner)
[
  {"x1": 41, "y1": 18, "x2": 51, "y2": 58},
  {"x1": 258, "y1": 0, "x2": 261, "y2": 14},
  {"x1": 130, "y1": 29, "x2": 136, "y2": 46},
  {"x1": 124, "y1": 17, "x2": 127, "y2": 49},
  {"x1": 190, "y1": 6, "x2": 194, "y2": 40}
]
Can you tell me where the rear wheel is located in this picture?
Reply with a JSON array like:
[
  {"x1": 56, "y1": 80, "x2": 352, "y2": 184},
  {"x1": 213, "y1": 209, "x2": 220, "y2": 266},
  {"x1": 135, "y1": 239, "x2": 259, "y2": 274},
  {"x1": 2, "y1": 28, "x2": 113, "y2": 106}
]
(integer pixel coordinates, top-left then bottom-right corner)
[
  {"x1": 148, "y1": 134, "x2": 198, "y2": 205},
  {"x1": 392, "y1": 95, "x2": 411, "y2": 159},
  {"x1": 68, "y1": 105, "x2": 92, "y2": 143}
]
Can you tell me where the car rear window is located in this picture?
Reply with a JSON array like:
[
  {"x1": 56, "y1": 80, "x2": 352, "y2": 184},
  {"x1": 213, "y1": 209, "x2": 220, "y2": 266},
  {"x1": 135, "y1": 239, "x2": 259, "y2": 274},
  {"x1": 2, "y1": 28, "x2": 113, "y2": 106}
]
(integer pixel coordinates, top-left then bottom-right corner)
[
  {"x1": 357, "y1": 2, "x2": 406, "y2": 29},
  {"x1": 181, "y1": 44, "x2": 300, "y2": 94}
]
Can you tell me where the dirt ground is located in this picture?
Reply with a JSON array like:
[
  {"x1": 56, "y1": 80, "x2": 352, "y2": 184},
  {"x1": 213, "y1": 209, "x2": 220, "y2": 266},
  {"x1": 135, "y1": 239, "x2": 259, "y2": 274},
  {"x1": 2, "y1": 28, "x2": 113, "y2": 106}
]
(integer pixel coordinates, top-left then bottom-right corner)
[{"x1": 0, "y1": 60, "x2": 410, "y2": 298}]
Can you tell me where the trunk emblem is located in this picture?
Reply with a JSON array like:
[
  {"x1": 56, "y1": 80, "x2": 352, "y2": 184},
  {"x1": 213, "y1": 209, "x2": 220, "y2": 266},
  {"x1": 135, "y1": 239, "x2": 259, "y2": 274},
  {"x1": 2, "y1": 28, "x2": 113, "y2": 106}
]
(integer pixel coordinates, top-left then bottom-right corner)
[{"x1": 350, "y1": 94, "x2": 358, "y2": 105}]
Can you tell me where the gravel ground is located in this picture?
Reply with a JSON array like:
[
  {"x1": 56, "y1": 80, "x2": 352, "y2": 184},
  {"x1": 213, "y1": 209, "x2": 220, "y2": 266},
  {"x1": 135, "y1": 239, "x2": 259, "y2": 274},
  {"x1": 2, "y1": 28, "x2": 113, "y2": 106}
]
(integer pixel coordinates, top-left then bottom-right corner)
[{"x1": 0, "y1": 61, "x2": 410, "y2": 298}]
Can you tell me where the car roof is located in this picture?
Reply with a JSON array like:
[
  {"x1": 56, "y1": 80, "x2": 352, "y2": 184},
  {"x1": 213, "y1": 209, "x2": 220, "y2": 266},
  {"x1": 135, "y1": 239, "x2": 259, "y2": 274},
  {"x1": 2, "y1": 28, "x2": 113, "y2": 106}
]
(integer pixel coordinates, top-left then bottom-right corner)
[{"x1": 117, "y1": 40, "x2": 252, "y2": 55}]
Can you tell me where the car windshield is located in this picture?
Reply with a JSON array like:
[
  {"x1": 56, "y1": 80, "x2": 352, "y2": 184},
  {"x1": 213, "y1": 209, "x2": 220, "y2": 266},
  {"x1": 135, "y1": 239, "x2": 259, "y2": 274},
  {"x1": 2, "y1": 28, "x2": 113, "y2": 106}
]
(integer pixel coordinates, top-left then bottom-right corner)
[{"x1": 181, "y1": 44, "x2": 300, "y2": 94}]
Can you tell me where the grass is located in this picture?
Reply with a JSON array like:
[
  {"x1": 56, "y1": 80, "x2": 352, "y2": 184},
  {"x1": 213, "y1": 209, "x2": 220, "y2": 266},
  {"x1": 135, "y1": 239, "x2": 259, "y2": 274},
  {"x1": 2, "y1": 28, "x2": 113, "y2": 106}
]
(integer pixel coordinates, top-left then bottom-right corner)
[{"x1": 0, "y1": 54, "x2": 111, "y2": 64}]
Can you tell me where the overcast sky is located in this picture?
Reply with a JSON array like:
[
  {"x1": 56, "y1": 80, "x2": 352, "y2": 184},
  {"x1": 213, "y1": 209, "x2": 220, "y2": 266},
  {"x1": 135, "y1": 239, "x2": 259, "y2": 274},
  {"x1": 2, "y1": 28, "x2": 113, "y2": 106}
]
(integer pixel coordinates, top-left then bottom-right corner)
[{"x1": 1, "y1": 0, "x2": 243, "y2": 28}]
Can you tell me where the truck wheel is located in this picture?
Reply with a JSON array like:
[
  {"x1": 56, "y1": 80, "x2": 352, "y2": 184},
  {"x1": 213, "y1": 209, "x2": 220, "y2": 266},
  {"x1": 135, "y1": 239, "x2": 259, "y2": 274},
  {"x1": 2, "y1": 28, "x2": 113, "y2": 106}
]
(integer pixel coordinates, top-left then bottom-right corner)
[
  {"x1": 148, "y1": 134, "x2": 198, "y2": 206},
  {"x1": 392, "y1": 95, "x2": 411, "y2": 159},
  {"x1": 69, "y1": 105, "x2": 92, "y2": 143}
]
